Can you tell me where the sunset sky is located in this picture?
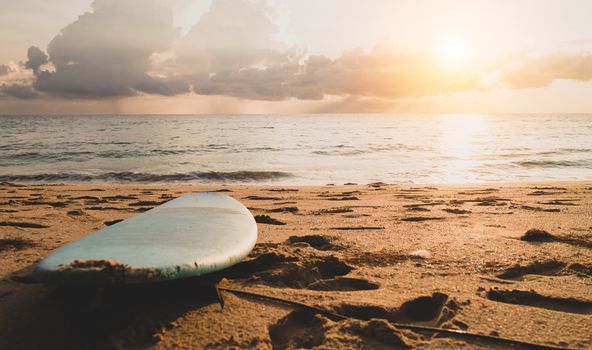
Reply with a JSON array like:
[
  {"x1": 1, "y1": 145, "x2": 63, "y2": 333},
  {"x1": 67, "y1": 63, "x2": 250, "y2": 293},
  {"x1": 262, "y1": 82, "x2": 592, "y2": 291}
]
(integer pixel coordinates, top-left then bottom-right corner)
[{"x1": 1, "y1": 0, "x2": 592, "y2": 114}]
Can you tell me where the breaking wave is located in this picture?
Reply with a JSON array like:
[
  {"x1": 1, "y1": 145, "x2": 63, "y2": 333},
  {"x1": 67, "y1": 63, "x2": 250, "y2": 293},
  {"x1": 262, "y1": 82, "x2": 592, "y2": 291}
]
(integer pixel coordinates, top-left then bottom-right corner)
[
  {"x1": 512, "y1": 160, "x2": 592, "y2": 168},
  {"x1": 0, "y1": 171, "x2": 293, "y2": 183}
]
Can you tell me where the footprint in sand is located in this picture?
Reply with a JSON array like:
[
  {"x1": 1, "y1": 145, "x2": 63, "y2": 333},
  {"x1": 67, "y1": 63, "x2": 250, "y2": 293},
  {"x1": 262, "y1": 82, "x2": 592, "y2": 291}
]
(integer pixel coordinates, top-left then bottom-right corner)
[
  {"x1": 254, "y1": 215, "x2": 286, "y2": 225},
  {"x1": 449, "y1": 197, "x2": 510, "y2": 207},
  {"x1": 243, "y1": 195, "x2": 282, "y2": 201},
  {"x1": 269, "y1": 292, "x2": 465, "y2": 349},
  {"x1": 519, "y1": 205, "x2": 560, "y2": 213},
  {"x1": 267, "y1": 207, "x2": 299, "y2": 213},
  {"x1": 538, "y1": 200, "x2": 578, "y2": 206},
  {"x1": 71, "y1": 196, "x2": 102, "y2": 201},
  {"x1": 400, "y1": 216, "x2": 444, "y2": 222},
  {"x1": 104, "y1": 219, "x2": 124, "y2": 226},
  {"x1": 457, "y1": 189, "x2": 500, "y2": 195},
  {"x1": 496, "y1": 260, "x2": 566, "y2": 280},
  {"x1": 128, "y1": 200, "x2": 169, "y2": 207},
  {"x1": 496, "y1": 260, "x2": 591, "y2": 280},
  {"x1": 326, "y1": 196, "x2": 360, "y2": 201},
  {"x1": 531, "y1": 186, "x2": 567, "y2": 191},
  {"x1": 102, "y1": 195, "x2": 139, "y2": 201},
  {"x1": 484, "y1": 289, "x2": 592, "y2": 315},
  {"x1": 335, "y1": 292, "x2": 463, "y2": 327},
  {"x1": 310, "y1": 207, "x2": 353, "y2": 215},
  {"x1": 0, "y1": 238, "x2": 36, "y2": 252},
  {"x1": 0, "y1": 221, "x2": 49, "y2": 229},
  {"x1": 85, "y1": 206, "x2": 134, "y2": 212},
  {"x1": 286, "y1": 235, "x2": 345, "y2": 251},
  {"x1": 407, "y1": 207, "x2": 430, "y2": 212},
  {"x1": 331, "y1": 226, "x2": 385, "y2": 231},
  {"x1": 342, "y1": 214, "x2": 371, "y2": 218},
  {"x1": 267, "y1": 188, "x2": 299, "y2": 192},
  {"x1": 528, "y1": 190, "x2": 565, "y2": 196},
  {"x1": 394, "y1": 194, "x2": 428, "y2": 200},
  {"x1": 226, "y1": 246, "x2": 377, "y2": 292},
  {"x1": 23, "y1": 200, "x2": 68, "y2": 208},
  {"x1": 520, "y1": 229, "x2": 592, "y2": 249},
  {"x1": 307, "y1": 277, "x2": 379, "y2": 291},
  {"x1": 268, "y1": 309, "x2": 411, "y2": 350},
  {"x1": 403, "y1": 202, "x2": 443, "y2": 209},
  {"x1": 346, "y1": 250, "x2": 425, "y2": 267},
  {"x1": 442, "y1": 208, "x2": 471, "y2": 215}
]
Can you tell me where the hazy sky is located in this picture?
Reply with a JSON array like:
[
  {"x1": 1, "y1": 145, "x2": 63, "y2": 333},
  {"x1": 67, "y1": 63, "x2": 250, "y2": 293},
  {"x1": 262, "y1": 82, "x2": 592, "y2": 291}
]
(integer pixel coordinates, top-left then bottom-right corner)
[{"x1": 1, "y1": 0, "x2": 592, "y2": 114}]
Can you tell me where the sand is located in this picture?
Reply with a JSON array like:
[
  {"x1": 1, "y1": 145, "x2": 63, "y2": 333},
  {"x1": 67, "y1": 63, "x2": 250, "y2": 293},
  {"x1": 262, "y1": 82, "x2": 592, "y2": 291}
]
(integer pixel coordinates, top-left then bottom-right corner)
[{"x1": 0, "y1": 182, "x2": 591, "y2": 349}]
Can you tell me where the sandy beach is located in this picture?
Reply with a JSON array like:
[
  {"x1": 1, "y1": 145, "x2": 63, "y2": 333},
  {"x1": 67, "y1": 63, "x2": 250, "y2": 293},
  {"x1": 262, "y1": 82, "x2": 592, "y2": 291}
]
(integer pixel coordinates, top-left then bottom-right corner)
[{"x1": 0, "y1": 182, "x2": 591, "y2": 349}]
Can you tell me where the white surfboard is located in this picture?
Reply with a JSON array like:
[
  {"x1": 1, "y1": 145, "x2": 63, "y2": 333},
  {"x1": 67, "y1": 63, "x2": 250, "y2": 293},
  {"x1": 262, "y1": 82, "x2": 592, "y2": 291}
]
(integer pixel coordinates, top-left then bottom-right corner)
[{"x1": 33, "y1": 192, "x2": 257, "y2": 284}]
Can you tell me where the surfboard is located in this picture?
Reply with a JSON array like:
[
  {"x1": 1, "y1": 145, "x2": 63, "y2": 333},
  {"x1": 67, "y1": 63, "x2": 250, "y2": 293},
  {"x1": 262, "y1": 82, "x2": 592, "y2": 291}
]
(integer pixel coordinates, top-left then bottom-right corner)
[{"x1": 33, "y1": 192, "x2": 257, "y2": 284}]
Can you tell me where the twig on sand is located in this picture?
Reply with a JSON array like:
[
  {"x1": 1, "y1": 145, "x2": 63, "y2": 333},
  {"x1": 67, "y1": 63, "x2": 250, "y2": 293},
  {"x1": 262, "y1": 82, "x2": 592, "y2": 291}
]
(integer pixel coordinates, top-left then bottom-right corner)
[{"x1": 219, "y1": 287, "x2": 572, "y2": 350}]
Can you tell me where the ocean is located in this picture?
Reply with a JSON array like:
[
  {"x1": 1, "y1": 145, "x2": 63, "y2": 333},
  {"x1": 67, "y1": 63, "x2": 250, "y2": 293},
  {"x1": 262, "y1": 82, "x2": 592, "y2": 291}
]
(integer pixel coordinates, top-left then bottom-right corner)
[{"x1": 0, "y1": 114, "x2": 591, "y2": 184}]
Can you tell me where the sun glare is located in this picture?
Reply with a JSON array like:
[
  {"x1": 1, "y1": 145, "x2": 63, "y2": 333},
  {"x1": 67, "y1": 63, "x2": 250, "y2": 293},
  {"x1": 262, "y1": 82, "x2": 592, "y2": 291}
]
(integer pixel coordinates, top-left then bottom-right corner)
[
  {"x1": 435, "y1": 35, "x2": 469, "y2": 67},
  {"x1": 437, "y1": 114, "x2": 490, "y2": 183}
]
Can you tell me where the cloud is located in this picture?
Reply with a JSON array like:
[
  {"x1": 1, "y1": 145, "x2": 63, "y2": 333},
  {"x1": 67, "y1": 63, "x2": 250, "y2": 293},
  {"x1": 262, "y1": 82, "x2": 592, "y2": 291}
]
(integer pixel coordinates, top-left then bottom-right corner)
[
  {"x1": 172, "y1": 0, "x2": 483, "y2": 101},
  {"x1": 500, "y1": 52, "x2": 592, "y2": 88},
  {"x1": 0, "y1": 64, "x2": 14, "y2": 76},
  {"x1": 7, "y1": 0, "x2": 592, "y2": 106},
  {"x1": 175, "y1": 0, "x2": 280, "y2": 75},
  {"x1": 190, "y1": 53, "x2": 304, "y2": 100},
  {"x1": 293, "y1": 49, "x2": 482, "y2": 100},
  {"x1": 0, "y1": 83, "x2": 39, "y2": 99},
  {"x1": 25, "y1": 46, "x2": 48, "y2": 73},
  {"x1": 0, "y1": 61, "x2": 38, "y2": 99},
  {"x1": 28, "y1": 0, "x2": 188, "y2": 98},
  {"x1": 189, "y1": 47, "x2": 482, "y2": 101},
  {"x1": 175, "y1": 0, "x2": 308, "y2": 100}
]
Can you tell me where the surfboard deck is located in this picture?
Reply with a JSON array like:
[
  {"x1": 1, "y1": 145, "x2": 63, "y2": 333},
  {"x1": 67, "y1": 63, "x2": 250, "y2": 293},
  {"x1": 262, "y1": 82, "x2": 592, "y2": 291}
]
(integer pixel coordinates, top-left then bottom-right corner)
[{"x1": 33, "y1": 192, "x2": 257, "y2": 284}]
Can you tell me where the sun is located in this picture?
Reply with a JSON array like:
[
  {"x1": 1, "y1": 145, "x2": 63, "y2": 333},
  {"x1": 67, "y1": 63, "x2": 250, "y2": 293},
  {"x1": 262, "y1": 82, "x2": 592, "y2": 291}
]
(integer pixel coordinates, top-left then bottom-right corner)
[{"x1": 435, "y1": 34, "x2": 469, "y2": 67}]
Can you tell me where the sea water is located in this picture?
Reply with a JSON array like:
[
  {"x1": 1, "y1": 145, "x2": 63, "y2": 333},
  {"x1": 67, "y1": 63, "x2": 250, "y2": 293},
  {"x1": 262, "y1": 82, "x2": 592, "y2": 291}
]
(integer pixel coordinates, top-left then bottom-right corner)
[{"x1": 0, "y1": 114, "x2": 590, "y2": 184}]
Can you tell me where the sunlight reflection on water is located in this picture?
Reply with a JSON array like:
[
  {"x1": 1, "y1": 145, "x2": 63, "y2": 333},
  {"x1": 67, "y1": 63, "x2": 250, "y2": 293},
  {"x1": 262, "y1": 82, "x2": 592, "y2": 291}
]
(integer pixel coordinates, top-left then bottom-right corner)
[{"x1": 0, "y1": 114, "x2": 590, "y2": 184}]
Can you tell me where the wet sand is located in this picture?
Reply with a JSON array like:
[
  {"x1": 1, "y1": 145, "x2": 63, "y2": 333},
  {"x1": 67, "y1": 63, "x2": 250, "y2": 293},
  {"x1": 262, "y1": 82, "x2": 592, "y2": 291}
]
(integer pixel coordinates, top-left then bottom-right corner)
[{"x1": 0, "y1": 182, "x2": 591, "y2": 349}]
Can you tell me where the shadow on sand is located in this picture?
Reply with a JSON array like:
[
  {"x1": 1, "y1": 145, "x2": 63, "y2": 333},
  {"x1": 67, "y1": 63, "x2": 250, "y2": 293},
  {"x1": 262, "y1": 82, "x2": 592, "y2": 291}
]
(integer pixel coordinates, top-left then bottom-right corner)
[{"x1": 1, "y1": 268, "x2": 223, "y2": 350}]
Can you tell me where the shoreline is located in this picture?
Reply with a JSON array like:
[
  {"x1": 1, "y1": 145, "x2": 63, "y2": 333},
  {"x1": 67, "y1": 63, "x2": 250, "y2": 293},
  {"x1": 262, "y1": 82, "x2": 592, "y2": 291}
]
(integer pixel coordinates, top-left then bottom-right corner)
[
  {"x1": 1, "y1": 179, "x2": 591, "y2": 186},
  {"x1": 1, "y1": 182, "x2": 591, "y2": 349}
]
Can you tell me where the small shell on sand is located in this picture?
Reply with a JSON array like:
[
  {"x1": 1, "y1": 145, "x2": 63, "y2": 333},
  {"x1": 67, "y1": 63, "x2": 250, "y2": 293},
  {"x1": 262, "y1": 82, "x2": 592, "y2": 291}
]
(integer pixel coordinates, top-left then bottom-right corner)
[{"x1": 410, "y1": 249, "x2": 431, "y2": 259}]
